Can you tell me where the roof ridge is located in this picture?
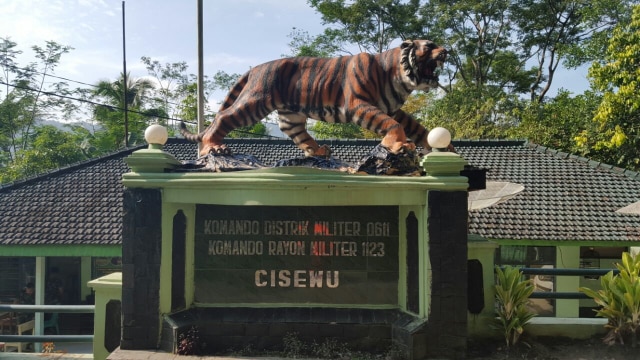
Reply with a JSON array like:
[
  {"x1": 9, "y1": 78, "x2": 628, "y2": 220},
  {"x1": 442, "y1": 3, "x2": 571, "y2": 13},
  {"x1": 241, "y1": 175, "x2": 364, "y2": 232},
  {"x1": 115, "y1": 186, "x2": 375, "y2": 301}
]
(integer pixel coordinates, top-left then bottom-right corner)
[
  {"x1": 198, "y1": 137, "x2": 531, "y2": 147},
  {"x1": 202, "y1": 137, "x2": 530, "y2": 147},
  {"x1": 452, "y1": 139, "x2": 527, "y2": 147},
  {"x1": 0, "y1": 145, "x2": 144, "y2": 192},
  {"x1": 217, "y1": 138, "x2": 382, "y2": 144},
  {"x1": 526, "y1": 141, "x2": 640, "y2": 181}
]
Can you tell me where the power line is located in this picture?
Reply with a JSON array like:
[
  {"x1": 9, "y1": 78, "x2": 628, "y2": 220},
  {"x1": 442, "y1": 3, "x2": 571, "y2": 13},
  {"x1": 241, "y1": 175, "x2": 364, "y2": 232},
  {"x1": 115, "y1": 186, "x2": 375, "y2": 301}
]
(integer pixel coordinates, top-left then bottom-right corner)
[
  {"x1": 2, "y1": 63, "x2": 100, "y2": 88},
  {"x1": 1, "y1": 62, "x2": 189, "y2": 109},
  {"x1": 0, "y1": 79, "x2": 283, "y2": 139},
  {"x1": 0, "y1": 79, "x2": 184, "y2": 124}
]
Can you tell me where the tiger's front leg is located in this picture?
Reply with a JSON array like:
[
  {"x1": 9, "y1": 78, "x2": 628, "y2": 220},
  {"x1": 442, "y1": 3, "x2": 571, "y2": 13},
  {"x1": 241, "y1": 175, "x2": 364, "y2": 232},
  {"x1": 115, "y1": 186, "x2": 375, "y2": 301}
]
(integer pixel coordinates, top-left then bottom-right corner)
[
  {"x1": 393, "y1": 109, "x2": 456, "y2": 153},
  {"x1": 393, "y1": 109, "x2": 429, "y2": 151},
  {"x1": 354, "y1": 106, "x2": 415, "y2": 154},
  {"x1": 381, "y1": 125, "x2": 415, "y2": 153},
  {"x1": 278, "y1": 111, "x2": 332, "y2": 158}
]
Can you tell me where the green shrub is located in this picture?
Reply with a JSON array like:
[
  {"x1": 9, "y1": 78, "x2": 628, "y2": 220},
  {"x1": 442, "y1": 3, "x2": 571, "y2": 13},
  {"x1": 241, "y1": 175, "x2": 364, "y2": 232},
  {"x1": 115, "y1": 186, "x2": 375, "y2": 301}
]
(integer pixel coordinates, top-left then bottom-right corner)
[
  {"x1": 580, "y1": 252, "x2": 640, "y2": 347},
  {"x1": 494, "y1": 265, "x2": 536, "y2": 347}
]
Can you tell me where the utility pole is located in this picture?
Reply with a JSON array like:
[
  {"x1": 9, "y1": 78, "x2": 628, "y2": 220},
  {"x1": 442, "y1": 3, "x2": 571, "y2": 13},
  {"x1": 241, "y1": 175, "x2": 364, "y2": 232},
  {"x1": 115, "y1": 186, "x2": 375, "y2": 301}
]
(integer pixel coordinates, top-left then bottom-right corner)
[
  {"x1": 197, "y1": 0, "x2": 205, "y2": 154},
  {"x1": 122, "y1": 0, "x2": 129, "y2": 147}
]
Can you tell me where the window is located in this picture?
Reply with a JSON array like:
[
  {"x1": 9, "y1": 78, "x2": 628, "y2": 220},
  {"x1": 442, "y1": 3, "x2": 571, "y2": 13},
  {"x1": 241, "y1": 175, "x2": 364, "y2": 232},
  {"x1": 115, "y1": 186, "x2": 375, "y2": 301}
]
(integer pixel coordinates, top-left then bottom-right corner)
[
  {"x1": 579, "y1": 246, "x2": 627, "y2": 317},
  {"x1": 0, "y1": 258, "x2": 34, "y2": 303},
  {"x1": 496, "y1": 246, "x2": 556, "y2": 317}
]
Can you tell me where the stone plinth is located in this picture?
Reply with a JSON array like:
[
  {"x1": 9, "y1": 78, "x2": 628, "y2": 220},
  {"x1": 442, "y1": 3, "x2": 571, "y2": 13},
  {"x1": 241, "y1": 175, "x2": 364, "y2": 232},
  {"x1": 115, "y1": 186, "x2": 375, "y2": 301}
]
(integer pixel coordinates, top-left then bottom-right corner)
[{"x1": 121, "y1": 146, "x2": 469, "y2": 359}]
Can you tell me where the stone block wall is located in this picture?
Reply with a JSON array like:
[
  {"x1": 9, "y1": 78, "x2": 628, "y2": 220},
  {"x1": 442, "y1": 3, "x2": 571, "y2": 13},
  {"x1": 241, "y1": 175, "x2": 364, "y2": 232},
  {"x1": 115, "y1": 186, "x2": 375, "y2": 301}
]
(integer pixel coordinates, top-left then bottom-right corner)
[
  {"x1": 424, "y1": 190, "x2": 468, "y2": 358},
  {"x1": 121, "y1": 188, "x2": 162, "y2": 349}
]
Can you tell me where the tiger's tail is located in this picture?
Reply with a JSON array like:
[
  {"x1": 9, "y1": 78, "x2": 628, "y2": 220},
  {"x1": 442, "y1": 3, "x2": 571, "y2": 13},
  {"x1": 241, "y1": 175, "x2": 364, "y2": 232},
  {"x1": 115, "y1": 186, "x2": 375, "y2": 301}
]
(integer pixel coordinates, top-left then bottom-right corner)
[{"x1": 179, "y1": 121, "x2": 202, "y2": 143}]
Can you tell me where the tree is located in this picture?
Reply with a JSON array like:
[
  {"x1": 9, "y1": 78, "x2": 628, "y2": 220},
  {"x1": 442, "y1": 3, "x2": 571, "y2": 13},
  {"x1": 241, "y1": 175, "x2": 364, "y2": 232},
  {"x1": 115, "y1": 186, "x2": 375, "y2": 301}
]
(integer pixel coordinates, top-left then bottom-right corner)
[
  {"x1": 94, "y1": 72, "x2": 154, "y2": 109},
  {"x1": 0, "y1": 38, "x2": 76, "y2": 165},
  {"x1": 411, "y1": 0, "x2": 635, "y2": 140},
  {"x1": 310, "y1": 121, "x2": 374, "y2": 140},
  {"x1": 409, "y1": 83, "x2": 516, "y2": 140},
  {"x1": 509, "y1": 90, "x2": 602, "y2": 151},
  {"x1": 211, "y1": 70, "x2": 241, "y2": 93},
  {"x1": 510, "y1": 0, "x2": 636, "y2": 102},
  {"x1": 309, "y1": 0, "x2": 637, "y2": 143},
  {"x1": 416, "y1": 0, "x2": 636, "y2": 101},
  {"x1": 577, "y1": 4, "x2": 640, "y2": 170},
  {"x1": 91, "y1": 72, "x2": 166, "y2": 151},
  {"x1": 227, "y1": 121, "x2": 269, "y2": 138},
  {"x1": 0, "y1": 38, "x2": 87, "y2": 184},
  {"x1": 141, "y1": 57, "x2": 218, "y2": 129},
  {"x1": 175, "y1": 82, "x2": 200, "y2": 123},
  {"x1": 309, "y1": 0, "x2": 426, "y2": 54},
  {"x1": 141, "y1": 57, "x2": 189, "y2": 125},
  {"x1": 0, "y1": 93, "x2": 32, "y2": 166},
  {"x1": 283, "y1": 27, "x2": 341, "y2": 58},
  {"x1": 0, "y1": 125, "x2": 88, "y2": 183}
]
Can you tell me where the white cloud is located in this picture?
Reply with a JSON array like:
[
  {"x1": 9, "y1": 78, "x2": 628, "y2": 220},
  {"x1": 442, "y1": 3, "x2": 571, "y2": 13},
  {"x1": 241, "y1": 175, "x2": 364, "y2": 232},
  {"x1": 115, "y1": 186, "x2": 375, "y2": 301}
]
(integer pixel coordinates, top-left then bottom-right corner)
[{"x1": 203, "y1": 53, "x2": 257, "y2": 74}]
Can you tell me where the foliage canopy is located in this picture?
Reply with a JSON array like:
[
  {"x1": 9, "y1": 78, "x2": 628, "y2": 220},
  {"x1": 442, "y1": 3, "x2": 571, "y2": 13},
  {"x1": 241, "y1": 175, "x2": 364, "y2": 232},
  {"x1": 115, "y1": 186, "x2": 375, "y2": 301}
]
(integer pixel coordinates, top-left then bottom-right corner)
[{"x1": 3, "y1": 1, "x2": 640, "y2": 183}]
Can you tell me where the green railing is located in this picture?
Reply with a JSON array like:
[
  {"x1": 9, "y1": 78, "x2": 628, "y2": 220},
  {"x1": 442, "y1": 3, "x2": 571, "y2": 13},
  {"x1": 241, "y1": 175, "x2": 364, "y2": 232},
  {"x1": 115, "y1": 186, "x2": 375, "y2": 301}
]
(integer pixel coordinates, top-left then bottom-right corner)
[
  {"x1": 0, "y1": 304, "x2": 94, "y2": 343},
  {"x1": 503, "y1": 267, "x2": 619, "y2": 300}
]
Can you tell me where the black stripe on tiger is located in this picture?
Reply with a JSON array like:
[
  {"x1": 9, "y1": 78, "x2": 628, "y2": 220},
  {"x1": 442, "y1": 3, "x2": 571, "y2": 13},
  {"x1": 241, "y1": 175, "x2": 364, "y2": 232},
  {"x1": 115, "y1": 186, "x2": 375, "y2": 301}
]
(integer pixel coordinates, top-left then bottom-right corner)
[
  {"x1": 179, "y1": 40, "x2": 447, "y2": 157},
  {"x1": 350, "y1": 104, "x2": 392, "y2": 135}
]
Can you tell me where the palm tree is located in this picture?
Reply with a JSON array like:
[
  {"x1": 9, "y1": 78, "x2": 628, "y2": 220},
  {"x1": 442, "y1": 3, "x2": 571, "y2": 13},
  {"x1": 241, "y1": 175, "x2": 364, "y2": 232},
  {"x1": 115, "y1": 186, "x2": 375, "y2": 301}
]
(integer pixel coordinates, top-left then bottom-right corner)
[
  {"x1": 91, "y1": 72, "x2": 166, "y2": 150},
  {"x1": 94, "y1": 72, "x2": 155, "y2": 109}
]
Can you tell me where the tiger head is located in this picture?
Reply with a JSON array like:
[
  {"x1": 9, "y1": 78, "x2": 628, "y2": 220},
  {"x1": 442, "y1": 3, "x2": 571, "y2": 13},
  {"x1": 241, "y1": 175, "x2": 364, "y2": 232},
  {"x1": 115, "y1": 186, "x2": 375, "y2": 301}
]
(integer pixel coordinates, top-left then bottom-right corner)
[{"x1": 400, "y1": 39, "x2": 447, "y2": 90}]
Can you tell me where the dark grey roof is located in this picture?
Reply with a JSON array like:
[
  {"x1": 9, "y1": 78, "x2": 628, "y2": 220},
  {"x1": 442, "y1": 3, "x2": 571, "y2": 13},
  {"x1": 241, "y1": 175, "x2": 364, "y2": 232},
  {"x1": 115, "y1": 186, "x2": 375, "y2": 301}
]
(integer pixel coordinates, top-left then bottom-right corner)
[
  {"x1": 1, "y1": 138, "x2": 639, "y2": 246},
  {"x1": 463, "y1": 141, "x2": 640, "y2": 242},
  {"x1": 0, "y1": 151, "x2": 133, "y2": 246}
]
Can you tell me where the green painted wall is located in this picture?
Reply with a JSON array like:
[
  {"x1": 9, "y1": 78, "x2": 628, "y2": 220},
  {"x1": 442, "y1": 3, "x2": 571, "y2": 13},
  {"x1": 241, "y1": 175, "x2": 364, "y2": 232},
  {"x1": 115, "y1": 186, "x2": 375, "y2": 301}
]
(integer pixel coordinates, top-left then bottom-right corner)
[
  {"x1": 0, "y1": 245, "x2": 120, "y2": 257},
  {"x1": 121, "y1": 145, "x2": 470, "y2": 349},
  {"x1": 467, "y1": 236, "x2": 499, "y2": 337},
  {"x1": 121, "y1": 166, "x2": 470, "y2": 320}
]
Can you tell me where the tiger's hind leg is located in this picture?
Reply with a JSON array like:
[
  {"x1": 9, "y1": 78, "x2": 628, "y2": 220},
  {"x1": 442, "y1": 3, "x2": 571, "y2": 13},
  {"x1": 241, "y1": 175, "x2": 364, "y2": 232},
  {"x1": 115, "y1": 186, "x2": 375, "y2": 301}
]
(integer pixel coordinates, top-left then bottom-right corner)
[
  {"x1": 199, "y1": 113, "x2": 231, "y2": 156},
  {"x1": 199, "y1": 102, "x2": 271, "y2": 156},
  {"x1": 278, "y1": 111, "x2": 331, "y2": 157}
]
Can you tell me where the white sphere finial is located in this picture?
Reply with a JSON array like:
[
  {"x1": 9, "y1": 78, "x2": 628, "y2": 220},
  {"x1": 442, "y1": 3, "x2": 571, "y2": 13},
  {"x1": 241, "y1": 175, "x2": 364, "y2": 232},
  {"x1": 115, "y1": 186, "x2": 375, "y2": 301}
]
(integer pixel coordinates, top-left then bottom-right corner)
[
  {"x1": 427, "y1": 127, "x2": 451, "y2": 149},
  {"x1": 144, "y1": 124, "x2": 168, "y2": 145}
]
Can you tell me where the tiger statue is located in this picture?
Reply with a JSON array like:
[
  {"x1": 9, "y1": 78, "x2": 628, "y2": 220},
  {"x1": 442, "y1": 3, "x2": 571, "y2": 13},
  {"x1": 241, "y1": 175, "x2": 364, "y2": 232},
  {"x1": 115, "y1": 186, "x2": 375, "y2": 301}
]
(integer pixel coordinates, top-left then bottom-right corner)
[{"x1": 180, "y1": 39, "x2": 447, "y2": 157}]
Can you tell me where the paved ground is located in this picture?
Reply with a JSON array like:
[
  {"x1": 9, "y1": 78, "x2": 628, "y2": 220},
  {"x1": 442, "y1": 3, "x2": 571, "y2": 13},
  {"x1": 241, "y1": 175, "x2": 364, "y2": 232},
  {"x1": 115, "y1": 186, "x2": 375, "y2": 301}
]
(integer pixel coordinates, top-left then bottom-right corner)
[{"x1": 108, "y1": 349, "x2": 307, "y2": 360}]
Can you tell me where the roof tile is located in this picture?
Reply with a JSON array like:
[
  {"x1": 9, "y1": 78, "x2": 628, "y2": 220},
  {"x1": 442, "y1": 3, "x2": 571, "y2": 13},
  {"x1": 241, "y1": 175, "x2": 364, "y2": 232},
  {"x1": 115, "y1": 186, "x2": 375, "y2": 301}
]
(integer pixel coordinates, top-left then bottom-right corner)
[{"x1": 0, "y1": 138, "x2": 639, "y2": 245}]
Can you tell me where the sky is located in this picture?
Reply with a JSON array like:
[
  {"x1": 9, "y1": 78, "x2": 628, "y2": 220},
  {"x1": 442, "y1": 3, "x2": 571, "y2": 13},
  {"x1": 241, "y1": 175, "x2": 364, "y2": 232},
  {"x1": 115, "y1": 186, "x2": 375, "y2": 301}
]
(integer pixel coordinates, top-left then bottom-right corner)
[
  {"x1": 0, "y1": 0, "x2": 590, "y2": 112},
  {"x1": 0, "y1": 0, "x2": 328, "y2": 107}
]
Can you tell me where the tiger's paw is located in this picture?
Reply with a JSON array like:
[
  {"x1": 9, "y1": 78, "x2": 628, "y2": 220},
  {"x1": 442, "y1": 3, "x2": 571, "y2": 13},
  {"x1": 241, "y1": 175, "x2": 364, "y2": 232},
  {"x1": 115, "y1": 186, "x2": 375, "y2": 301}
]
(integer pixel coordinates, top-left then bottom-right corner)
[
  {"x1": 214, "y1": 147, "x2": 232, "y2": 155},
  {"x1": 203, "y1": 145, "x2": 231, "y2": 156},
  {"x1": 386, "y1": 141, "x2": 416, "y2": 154},
  {"x1": 305, "y1": 145, "x2": 332, "y2": 158}
]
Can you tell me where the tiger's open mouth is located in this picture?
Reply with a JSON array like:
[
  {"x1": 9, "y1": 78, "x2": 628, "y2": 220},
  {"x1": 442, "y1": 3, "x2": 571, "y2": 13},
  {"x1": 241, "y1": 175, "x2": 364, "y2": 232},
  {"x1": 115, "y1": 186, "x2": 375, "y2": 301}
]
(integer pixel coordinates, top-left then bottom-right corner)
[
  {"x1": 420, "y1": 50, "x2": 446, "y2": 82},
  {"x1": 400, "y1": 40, "x2": 447, "y2": 88}
]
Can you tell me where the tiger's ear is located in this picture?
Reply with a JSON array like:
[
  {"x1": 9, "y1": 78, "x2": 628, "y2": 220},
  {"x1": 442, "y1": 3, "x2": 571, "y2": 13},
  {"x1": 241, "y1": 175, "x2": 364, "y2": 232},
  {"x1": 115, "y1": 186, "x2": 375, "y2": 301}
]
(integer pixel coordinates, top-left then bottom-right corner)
[{"x1": 401, "y1": 40, "x2": 414, "y2": 49}]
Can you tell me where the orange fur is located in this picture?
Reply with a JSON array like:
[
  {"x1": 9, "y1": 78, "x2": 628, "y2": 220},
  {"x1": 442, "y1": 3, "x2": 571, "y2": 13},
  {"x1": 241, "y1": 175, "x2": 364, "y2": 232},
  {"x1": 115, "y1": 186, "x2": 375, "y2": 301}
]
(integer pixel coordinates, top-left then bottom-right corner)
[{"x1": 180, "y1": 40, "x2": 447, "y2": 157}]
